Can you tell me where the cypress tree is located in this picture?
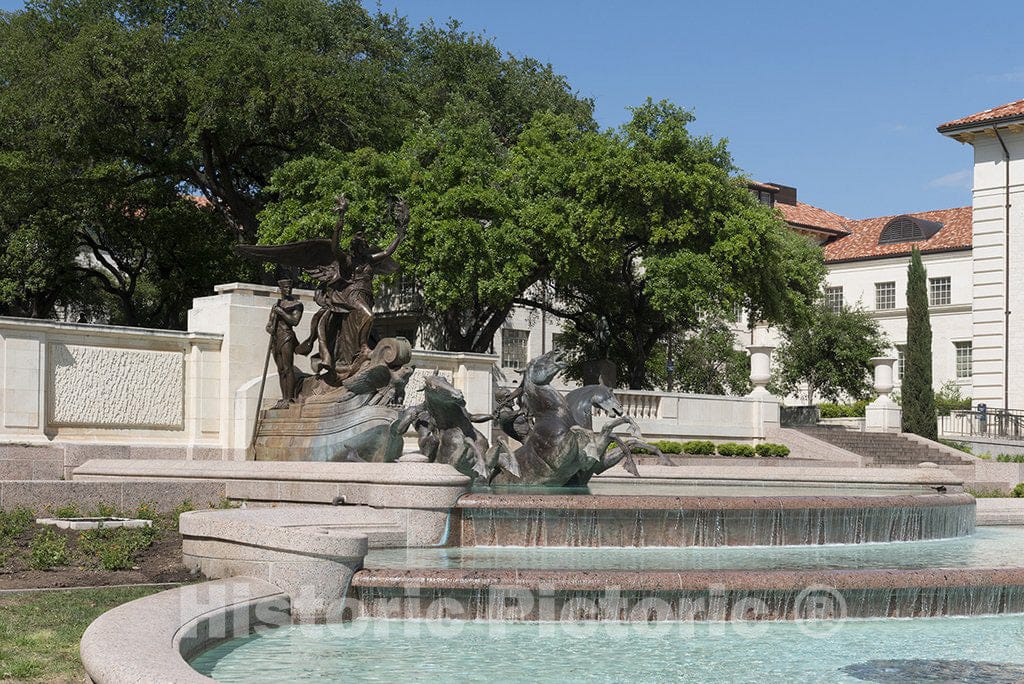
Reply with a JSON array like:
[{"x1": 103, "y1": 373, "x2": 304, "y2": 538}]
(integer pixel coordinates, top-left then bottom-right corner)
[{"x1": 902, "y1": 247, "x2": 937, "y2": 439}]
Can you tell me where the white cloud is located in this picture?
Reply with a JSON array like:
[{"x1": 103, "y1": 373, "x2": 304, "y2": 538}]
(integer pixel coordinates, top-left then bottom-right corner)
[
  {"x1": 986, "y1": 68, "x2": 1024, "y2": 82},
  {"x1": 927, "y1": 169, "x2": 972, "y2": 189}
]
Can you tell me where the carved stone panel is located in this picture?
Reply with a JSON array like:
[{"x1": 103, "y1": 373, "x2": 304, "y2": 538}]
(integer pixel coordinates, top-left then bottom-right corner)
[
  {"x1": 402, "y1": 367, "x2": 454, "y2": 406},
  {"x1": 48, "y1": 343, "x2": 184, "y2": 429}
]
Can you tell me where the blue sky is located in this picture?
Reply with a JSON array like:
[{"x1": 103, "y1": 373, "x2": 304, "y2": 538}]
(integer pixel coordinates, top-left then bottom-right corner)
[{"x1": 3, "y1": 0, "x2": 1022, "y2": 219}]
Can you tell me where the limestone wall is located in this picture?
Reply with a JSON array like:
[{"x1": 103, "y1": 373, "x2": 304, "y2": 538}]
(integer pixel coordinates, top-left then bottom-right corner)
[{"x1": 0, "y1": 317, "x2": 222, "y2": 445}]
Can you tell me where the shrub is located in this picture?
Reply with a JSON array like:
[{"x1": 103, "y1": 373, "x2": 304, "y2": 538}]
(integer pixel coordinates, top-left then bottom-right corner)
[
  {"x1": 80, "y1": 528, "x2": 154, "y2": 571},
  {"x1": 818, "y1": 400, "x2": 870, "y2": 419},
  {"x1": 996, "y1": 455, "x2": 1024, "y2": 464},
  {"x1": 935, "y1": 380, "x2": 971, "y2": 417},
  {"x1": 717, "y1": 442, "x2": 755, "y2": 457},
  {"x1": 0, "y1": 508, "x2": 35, "y2": 542},
  {"x1": 755, "y1": 443, "x2": 790, "y2": 458},
  {"x1": 171, "y1": 500, "x2": 196, "y2": 531},
  {"x1": 48, "y1": 504, "x2": 80, "y2": 519},
  {"x1": 653, "y1": 441, "x2": 684, "y2": 454},
  {"x1": 681, "y1": 440, "x2": 716, "y2": 455},
  {"x1": 29, "y1": 529, "x2": 69, "y2": 570},
  {"x1": 1012, "y1": 483, "x2": 1024, "y2": 498},
  {"x1": 89, "y1": 503, "x2": 118, "y2": 518},
  {"x1": 939, "y1": 439, "x2": 973, "y2": 454}
]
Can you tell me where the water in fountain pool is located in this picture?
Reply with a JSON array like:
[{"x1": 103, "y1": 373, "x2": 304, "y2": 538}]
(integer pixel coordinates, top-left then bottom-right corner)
[{"x1": 191, "y1": 614, "x2": 1024, "y2": 683}]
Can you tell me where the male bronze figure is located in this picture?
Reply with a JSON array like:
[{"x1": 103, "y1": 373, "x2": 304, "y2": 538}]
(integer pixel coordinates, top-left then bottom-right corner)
[{"x1": 267, "y1": 279, "x2": 303, "y2": 407}]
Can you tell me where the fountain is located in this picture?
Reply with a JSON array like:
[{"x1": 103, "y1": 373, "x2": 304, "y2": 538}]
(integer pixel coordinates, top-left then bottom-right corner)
[{"x1": 76, "y1": 193, "x2": 1024, "y2": 683}]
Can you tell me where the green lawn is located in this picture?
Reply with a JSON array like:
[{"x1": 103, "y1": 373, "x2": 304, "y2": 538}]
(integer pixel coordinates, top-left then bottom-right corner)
[{"x1": 0, "y1": 586, "x2": 167, "y2": 682}]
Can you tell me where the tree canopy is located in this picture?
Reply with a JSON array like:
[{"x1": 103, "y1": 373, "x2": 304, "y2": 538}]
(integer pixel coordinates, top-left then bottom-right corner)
[
  {"x1": 0, "y1": 0, "x2": 591, "y2": 324},
  {"x1": 1, "y1": 0, "x2": 823, "y2": 371},
  {"x1": 772, "y1": 300, "x2": 889, "y2": 404}
]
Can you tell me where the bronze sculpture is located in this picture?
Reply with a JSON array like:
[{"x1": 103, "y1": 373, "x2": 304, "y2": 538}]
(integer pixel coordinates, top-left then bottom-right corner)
[
  {"x1": 266, "y1": 279, "x2": 303, "y2": 407},
  {"x1": 236, "y1": 194, "x2": 407, "y2": 385},
  {"x1": 488, "y1": 350, "x2": 653, "y2": 486},
  {"x1": 236, "y1": 195, "x2": 415, "y2": 463},
  {"x1": 393, "y1": 373, "x2": 519, "y2": 483}
]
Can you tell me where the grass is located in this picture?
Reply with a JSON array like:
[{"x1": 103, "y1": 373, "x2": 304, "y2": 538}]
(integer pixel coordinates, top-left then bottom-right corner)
[
  {"x1": 0, "y1": 586, "x2": 167, "y2": 682},
  {"x1": 966, "y1": 487, "x2": 1011, "y2": 498}
]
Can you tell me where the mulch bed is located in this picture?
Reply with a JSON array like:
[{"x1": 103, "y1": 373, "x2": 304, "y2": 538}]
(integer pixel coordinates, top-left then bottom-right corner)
[{"x1": 0, "y1": 522, "x2": 196, "y2": 591}]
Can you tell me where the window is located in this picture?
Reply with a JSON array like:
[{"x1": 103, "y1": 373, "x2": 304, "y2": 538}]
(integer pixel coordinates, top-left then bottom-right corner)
[
  {"x1": 875, "y1": 281, "x2": 896, "y2": 310},
  {"x1": 929, "y1": 276, "x2": 951, "y2": 306},
  {"x1": 395, "y1": 274, "x2": 419, "y2": 305},
  {"x1": 758, "y1": 190, "x2": 774, "y2": 206},
  {"x1": 878, "y1": 215, "x2": 943, "y2": 244},
  {"x1": 896, "y1": 345, "x2": 906, "y2": 381},
  {"x1": 955, "y1": 341, "x2": 973, "y2": 379},
  {"x1": 732, "y1": 303, "x2": 744, "y2": 322},
  {"x1": 825, "y1": 286, "x2": 844, "y2": 313},
  {"x1": 501, "y1": 329, "x2": 529, "y2": 370}
]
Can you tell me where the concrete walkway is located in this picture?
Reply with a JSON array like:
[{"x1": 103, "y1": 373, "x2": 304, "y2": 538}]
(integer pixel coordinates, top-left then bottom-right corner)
[{"x1": 976, "y1": 498, "x2": 1024, "y2": 525}]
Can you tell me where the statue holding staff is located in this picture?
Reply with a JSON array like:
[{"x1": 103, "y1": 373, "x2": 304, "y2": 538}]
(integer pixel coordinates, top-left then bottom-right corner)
[{"x1": 267, "y1": 278, "x2": 303, "y2": 407}]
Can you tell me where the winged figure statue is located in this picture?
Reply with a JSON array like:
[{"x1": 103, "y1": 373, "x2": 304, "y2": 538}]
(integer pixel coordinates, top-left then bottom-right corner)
[{"x1": 236, "y1": 194, "x2": 409, "y2": 382}]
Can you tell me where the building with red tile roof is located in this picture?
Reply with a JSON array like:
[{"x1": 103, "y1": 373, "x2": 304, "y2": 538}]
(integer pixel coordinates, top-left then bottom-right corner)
[{"x1": 937, "y1": 98, "x2": 1024, "y2": 134}]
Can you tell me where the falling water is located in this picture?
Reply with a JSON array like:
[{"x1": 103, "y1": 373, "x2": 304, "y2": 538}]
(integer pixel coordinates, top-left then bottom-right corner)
[
  {"x1": 457, "y1": 499, "x2": 976, "y2": 547},
  {"x1": 350, "y1": 583, "x2": 1024, "y2": 622}
]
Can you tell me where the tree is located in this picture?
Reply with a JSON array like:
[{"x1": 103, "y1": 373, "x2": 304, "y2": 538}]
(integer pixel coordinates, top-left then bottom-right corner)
[
  {"x1": 517, "y1": 100, "x2": 825, "y2": 388},
  {"x1": 773, "y1": 300, "x2": 889, "y2": 403},
  {"x1": 259, "y1": 110, "x2": 597, "y2": 352},
  {"x1": 0, "y1": 0, "x2": 413, "y2": 243},
  {"x1": 902, "y1": 247, "x2": 937, "y2": 439},
  {"x1": 640, "y1": 319, "x2": 750, "y2": 395},
  {"x1": 1, "y1": 1, "x2": 592, "y2": 325}
]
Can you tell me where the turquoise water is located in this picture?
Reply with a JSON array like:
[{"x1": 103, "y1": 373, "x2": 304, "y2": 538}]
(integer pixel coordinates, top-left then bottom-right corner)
[
  {"x1": 366, "y1": 526, "x2": 1024, "y2": 571},
  {"x1": 192, "y1": 614, "x2": 1024, "y2": 682}
]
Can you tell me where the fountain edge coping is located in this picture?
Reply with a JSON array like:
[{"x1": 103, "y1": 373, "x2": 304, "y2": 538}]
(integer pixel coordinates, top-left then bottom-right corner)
[
  {"x1": 80, "y1": 577, "x2": 290, "y2": 684},
  {"x1": 593, "y1": 464, "x2": 963, "y2": 486},
  {"x1": 456, "y1": 492, "x2": 975, "y2": 511},
  {"x1": 351, "y1": 566, "x2": 1024, "y2": 591}
]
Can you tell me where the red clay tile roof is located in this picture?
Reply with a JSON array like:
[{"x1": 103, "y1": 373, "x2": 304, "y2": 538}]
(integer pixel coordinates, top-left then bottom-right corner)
[
  {"x1": 822, "y1": 207, "x2": 972, "y2": 263},
  {"x1": 938, "y1": 98, "x2": 1024, "y2": 132},
  {"x1": 776, "y1": 201, "x2": 850, "y2": 236}
]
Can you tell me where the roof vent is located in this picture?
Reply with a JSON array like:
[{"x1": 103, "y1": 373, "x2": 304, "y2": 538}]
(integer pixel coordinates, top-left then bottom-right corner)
[{"x1": 878, "y1": 215, "x2": 943, "y2": 245}]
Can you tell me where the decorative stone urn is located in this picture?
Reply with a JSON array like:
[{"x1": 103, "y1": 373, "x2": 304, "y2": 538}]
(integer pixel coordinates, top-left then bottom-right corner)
[
  {"x1": 747, "y1": 345, "x2": 775, "y2": 397},
  {"x1": 865, "y1": 356, "x2": 901, "y2": 433}
]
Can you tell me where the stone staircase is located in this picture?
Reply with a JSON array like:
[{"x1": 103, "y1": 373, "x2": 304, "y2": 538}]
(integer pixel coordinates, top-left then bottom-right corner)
[{"x1": 796, "y1": 427, "x2": 974, "y2": 468}]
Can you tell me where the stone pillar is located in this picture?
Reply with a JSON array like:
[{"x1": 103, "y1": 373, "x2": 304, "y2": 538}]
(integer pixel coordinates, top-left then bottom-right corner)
[
  {"x1": 746, "y1": 344, "x2": 780, "y2": 435},
  {"x1": 865, "y1": 356, "x2": 901, "y2": 433}
]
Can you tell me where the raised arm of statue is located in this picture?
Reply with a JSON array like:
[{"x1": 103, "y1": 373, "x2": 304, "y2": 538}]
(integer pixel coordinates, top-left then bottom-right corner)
[
  {"x1": 332, "y1": 194, "x2": 350, "y2": 262},
  {"x1": 370, "y1": 199, "x2": 408, "y2": 262}
]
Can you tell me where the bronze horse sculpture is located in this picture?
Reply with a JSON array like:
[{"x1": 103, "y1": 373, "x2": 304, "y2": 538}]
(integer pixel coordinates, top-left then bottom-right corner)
[
  {"x1": 562, "y1": 384, "x2": 675, "y2": 485},
  {"x1": 489, "y1": 350, "x2": 647, "y2": 486}
]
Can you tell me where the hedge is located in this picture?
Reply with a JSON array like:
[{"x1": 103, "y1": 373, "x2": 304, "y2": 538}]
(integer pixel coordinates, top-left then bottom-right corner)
[
  {"x1": 819, "y1": 400, "x2": 870, "y2": 419},
  {"x1": 755, "y1": 443, "x2": 790, "y2": 458},
  {"x1": 716, "y1": 442, "x2": 755, "y2": 457}
]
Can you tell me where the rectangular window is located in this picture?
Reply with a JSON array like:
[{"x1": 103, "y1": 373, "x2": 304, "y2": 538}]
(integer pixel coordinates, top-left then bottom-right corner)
[
  {"x1": 955, "y1": 341, "x2": 973, "y2": 379},
  {"x1": 501, "y1": 329, "x2": 529, "y2": 370},
  {"x1": 896, "y1": 345, "x2": 906, "y2": 381},
  {"x1": 929, "y1": 276, "x2": 951, "y2": 306},
  {"x1": 875, "y1": 281, "x2": 896, "y2": 310},
  {"x1": 732, "y1": 303, "x2": 743, "y2": 322},
  {"x1": 825, "y1": 286, "x2": 844, "y2": 313}
]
